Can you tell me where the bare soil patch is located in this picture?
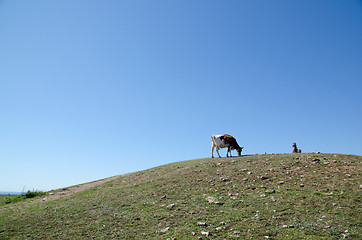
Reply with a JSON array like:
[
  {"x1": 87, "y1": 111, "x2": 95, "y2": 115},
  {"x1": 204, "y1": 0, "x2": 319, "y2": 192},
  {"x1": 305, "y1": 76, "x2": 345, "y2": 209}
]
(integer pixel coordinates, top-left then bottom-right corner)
[{"x1": 36, "y1": 175, "x2": 124, "y2": 203}]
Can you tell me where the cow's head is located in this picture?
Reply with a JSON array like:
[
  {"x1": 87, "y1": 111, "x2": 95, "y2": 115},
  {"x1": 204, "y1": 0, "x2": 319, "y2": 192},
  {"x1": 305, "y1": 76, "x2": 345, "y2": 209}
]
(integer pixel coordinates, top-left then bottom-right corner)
[{"x1": 237, "y1": 147, "x2": 244, "y2": 156}]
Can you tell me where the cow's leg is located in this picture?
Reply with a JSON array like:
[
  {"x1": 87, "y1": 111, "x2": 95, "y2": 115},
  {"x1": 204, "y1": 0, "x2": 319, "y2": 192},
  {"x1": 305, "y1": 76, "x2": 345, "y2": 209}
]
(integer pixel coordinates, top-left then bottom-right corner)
[
  {"x1": 211, "y1": 144, "x2": 215, "y2": 158},
  {"x1": 216, "y1": 147, "x2": 221, "y2": 158}
]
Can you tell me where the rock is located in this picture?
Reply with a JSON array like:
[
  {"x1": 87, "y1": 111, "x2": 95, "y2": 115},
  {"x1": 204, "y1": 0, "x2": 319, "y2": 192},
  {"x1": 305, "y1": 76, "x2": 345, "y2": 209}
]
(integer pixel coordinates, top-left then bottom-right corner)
[
  {"x1": 198, "y1": 222, "x2": 207, "y2": 226},
  {"x1": 201, "y1": 231, "x2": 211, "y2": 236},
  {"x1": 261, "y1": 176, "x2": 269, "y2": 180},
  {"x1": 243, "y1": 178, "x2": 248, "y2": 181},
  {"x1": 271, "y1": 196, "x2": 277, "y2": 202},
  {"x1": 160, "y1": 227, "x2": 170, "y2": 233},
  {"x1": 220, "y1": 177, "x2": 230, "y2": 182},
  {"x1": 260, "y1": 194, "x2": 266, "y2": 198},
  {"x1": 300, "y1": 184, "x2": 305, "y2": 187},
  {"x1": 167, "y1": 204, "x2": 175, "y2": 209},
  {"x1": 205, "y1": 196, "x2": 223, "y2": 205},
  {"x1": 282, "y1": 225, "x2": 288, "y2": 228},
  {"x1": 277, "y1": 181, "x2": 285, "y2": 184},
  {"x1": 265, "y1": 190, "x2": 275, "y2": 194},
  {"x1": 219, "y1": 222, "x2": 226, "y2": 225}
]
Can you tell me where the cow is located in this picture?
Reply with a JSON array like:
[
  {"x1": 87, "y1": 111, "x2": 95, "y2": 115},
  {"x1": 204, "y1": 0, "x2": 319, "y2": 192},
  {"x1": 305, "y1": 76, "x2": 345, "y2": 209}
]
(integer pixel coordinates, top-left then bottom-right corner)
[{"x1": 211, "y1": 134, "x2": 244, "y2": 158}]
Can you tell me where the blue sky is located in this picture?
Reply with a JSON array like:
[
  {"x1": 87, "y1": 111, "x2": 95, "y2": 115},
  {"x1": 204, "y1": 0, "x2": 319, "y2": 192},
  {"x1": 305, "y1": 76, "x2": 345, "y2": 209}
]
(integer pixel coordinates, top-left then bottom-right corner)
[{"x1": 1, "y1": 0, "x2": 361, "y2": 192}]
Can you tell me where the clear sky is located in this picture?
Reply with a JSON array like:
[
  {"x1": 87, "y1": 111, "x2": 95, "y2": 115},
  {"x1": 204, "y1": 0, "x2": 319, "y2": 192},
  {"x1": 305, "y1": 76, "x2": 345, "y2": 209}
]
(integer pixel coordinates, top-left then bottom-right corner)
[{"x1": 1, "y1": 0, "x2": 361, "y2": 192}]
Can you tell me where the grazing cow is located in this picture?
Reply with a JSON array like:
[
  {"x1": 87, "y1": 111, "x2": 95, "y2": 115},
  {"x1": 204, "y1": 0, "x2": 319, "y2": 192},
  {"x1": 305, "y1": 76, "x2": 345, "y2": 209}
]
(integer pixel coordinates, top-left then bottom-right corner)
[{"x1": 211, "y1": 134, "x2": 243, "y2": 158}]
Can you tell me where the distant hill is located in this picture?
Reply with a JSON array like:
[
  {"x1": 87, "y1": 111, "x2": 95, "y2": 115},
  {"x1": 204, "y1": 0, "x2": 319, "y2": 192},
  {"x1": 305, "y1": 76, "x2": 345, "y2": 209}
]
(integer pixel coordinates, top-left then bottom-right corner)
[
  {"x1": 0, "y1": 153, "x2": 361, "y2": 239},
  {"x1": 0, "y1": 192, "x2": 21, "y2": 196}
]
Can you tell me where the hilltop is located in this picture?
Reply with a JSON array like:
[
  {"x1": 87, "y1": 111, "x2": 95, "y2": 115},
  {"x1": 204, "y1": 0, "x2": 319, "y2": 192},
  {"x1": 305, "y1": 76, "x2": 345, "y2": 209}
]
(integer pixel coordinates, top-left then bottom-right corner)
[{"x1": 0, "y1": 153, "x2": 361, "y2": 239}]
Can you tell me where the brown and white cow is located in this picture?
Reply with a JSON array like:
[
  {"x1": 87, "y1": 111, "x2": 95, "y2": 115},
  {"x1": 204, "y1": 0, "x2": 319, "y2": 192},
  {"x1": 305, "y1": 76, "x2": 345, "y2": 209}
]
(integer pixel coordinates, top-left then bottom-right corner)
[{"x1": 211, "y1": 134, "x2": 244, "y2": 158}]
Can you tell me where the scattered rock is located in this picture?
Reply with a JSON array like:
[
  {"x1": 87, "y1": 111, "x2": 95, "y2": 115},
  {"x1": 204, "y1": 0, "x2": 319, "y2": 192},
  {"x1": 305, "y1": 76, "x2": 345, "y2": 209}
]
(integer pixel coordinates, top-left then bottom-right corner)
[
  {"x1": 160, "y1": 227, "x2": 170, "y2": 233},
  {"x1": 282, "y1": 225, "x2": 294, "y2": 228},
  {"x1": 205, "y1": 196, "x2": 223, "y2": 205},
  {"x1": 201, "y1": 231, "x2": 211, "y2": 236},
  {"x1": 220, "y1": 177, "x2": 230, "y2": 182},
  {"x1": 265, "y1": 190, "x2": 275, "y2": 194},
  {"x1": 167, "y1": 204, "x2": 175, "y2": 209}
]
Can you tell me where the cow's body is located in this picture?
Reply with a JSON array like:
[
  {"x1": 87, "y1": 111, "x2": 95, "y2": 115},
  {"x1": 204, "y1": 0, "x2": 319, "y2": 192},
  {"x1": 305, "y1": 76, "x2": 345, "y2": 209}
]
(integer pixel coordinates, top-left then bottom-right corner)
[{"x1": 211, "y1": 134, "x2": 243, "y2": 158}]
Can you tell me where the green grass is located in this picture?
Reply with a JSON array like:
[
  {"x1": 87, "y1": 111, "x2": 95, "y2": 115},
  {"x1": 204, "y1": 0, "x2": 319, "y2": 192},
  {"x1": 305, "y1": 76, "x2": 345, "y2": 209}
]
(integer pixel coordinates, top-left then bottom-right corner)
[
  {"x1": 0, "y1": 190, "x2": 45, "y2": 206},
  {"x1": 0, "y1": 153, "x2": 361, "y2": 239}
]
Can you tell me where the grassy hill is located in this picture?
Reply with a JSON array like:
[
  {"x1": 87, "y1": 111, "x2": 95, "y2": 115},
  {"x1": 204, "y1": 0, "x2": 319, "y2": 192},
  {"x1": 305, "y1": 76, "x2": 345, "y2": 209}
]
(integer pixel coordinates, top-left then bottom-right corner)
[{"x1": 0, "y1": 153, "x2": 361, "y2": 239}]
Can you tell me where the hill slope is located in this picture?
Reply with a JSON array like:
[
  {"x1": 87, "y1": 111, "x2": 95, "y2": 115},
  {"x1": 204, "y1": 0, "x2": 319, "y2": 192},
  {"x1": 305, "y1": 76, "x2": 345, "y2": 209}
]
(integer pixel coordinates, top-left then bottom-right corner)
[{"x1": 0, "y1": 153, "x2": 361, "y2": 239}]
